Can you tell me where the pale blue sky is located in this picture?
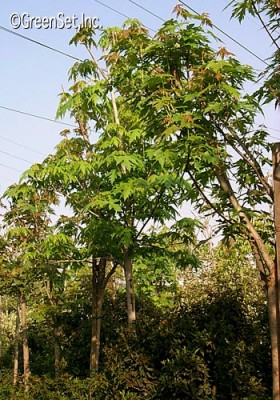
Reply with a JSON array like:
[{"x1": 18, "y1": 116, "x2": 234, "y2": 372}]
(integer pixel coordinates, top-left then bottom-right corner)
[{"x1": 0, "y1": 1, "x2": 279, "y2": 194}]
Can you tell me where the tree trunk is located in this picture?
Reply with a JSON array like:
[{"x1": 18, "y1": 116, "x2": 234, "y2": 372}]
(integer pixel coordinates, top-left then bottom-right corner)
[
  {"x1": 267, "y1": 266, "x2": 280, "y2": 399},
  {"x1": 215, "y1": 165, "x2": 280, "y2": 397},
  {"x1": 13, "y1": 295, "x2": 20, "y2": 386},
  {"x1": 272, "y1": 142, "x2": 280, "y2": 398},
  {"x1": 48, "y1": 266, "x2": 62, "y2": 380},
  {"x1": 21, "y1": 293, "x2": 30, "y2": 389},
  {"x1": 54, "y1": 321, "x2": 61, "y2": 380},
  {"x1": 0, "y1": 296, "x2": 3, "y2": 372},
  {"x1": 124, "y1": 252, "x2": 136, "y2": 324},
  {"x1": 90, "y1": 258, "x2": 106, "y2": 374}
]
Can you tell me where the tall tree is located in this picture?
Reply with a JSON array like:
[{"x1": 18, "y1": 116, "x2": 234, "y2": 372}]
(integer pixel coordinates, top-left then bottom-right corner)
[
  {"x1": 29, "y1": 24, "x2": 190, "y2": 328},
  {"x1": 226, "y1": 3, "x2": 279, "y2": 393},
  {"x1": 95, "y1": 6, "x2": 277, "y2": 396}
]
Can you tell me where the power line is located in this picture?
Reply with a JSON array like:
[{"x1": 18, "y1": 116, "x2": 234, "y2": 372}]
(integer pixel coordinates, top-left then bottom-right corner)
[
  {"x1": 128, "y1": 1, "x2": 269, "y2": 69},
  {"x1": 178, "y1": 0, "x2": 269, "y2": 67},
  {"x1": 0, "y1": 175, "x2": 17, "y2": 182},
  {"x1": 94, "y1": 0, "x2": 156, "y2": 32},
  {"x1": 0, "y1": 105, "x2": 77, "y2": 128},
  {"x1": 0, "y1": 135, "x2": 46, "y2": 157},
  {"x1": 269, "y1": 127, "x2": 280, "y2": 133},
  {"x1": 268, "y1": 134, "x2": 280, "y2": 141},
  {"x1": 0, "y1": 163, "x2": 22, "y2": 173},
  {"x1": 0, "y1": 25, "x2": 82, "y2": 62},
  {"x1": 0, "y1": 150, "x2": 32, "y2": 164},
  {"x1": 0, "y1": 3, "x2": 269, "y2": 69},
  {"x1": 128, "y1": 0, "x2": 165, "y2": 22},
  {"x1": 95, "y1": 0, "x2": 131, "y2": 20},
  {"x1": 253, "y1": 123, "x2": 280, "y2": 135}
]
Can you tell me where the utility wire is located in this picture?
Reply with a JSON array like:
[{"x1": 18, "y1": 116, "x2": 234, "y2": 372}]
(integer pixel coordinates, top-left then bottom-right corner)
[
  {"x1": 0, "y1": 105, "x2": 77, "y2": 128},
  {"x1": 0, "y1": 3, "x2": 269, "y2": 68},
  {"x1": 0, "y1": 163, "x2": 22, "y2": 173},
  {"x1": 94, "y1": 0, "x2": 156, "y2": 32},
  {"x1": 0, "y1": 175, "x2": 15, "y2": 182},
  {"x1": 0, "y1": 3, "x2": 276, "y2": 149},
  {"x1": 0, "y1": 150, "x2": 32, "y2": 164},
  {"x1": 94, "y1": 0, "x2": 131, "y2": 20},
  {"x1": 178, "y1": 0, "x2": 269, "y2": 67},
  {"x1": 0, "y1": 25, "x2": 82, "y2": 62},
  {"x1": 0, "y1": 135, "x2": 46, "y2": 157},
  {"x1": 127, "y1": 0, "x2": 165, "y2": 22},
  {"x1": 128, "y1": 1, "x2": 270, "y2": 69},
  {"x1": 1, "y1": 2, "x2": 267, "y2": 69},
  {"x1": 269, "y1": 127, "x2": 280, "y2": 133}
]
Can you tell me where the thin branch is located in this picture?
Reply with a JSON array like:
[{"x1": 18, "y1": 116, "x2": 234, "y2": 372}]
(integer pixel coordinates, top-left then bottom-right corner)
[
  {"x1": 84, "y1": 43, "x2": 108, "y2": 80},
  {"x1": 215, "y1": 123, "x2": 274, "y2": 201},
  {"x1": 104, "y1": 261, "x2": 119, "y2": 287},
  {"x1": 46, "y1": 258, "x2": 92, "y2": 264},
  {"x1": 252, "y1": 1, "x2": 280, "y2": 50},
  {"x1": 135, "y1": 186, "x2": 166, "y2": 240},
  {"x1": 215, "y1": 166, "x2": 275, "y2": 272},
  {"x1": 249, "y1": 238, "x2": 269, "y2": 293},
  {"x1": 84, "y1": 44, "x2": 120, "y2": 126},
  {"x1": 186, "y1": 165, "x2": 232, "y2": 226}
]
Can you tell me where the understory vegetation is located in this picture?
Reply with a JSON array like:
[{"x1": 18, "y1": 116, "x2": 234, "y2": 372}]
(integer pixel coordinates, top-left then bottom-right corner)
[{"x1": 0, "y1": 243, "x2": 271, "y2": 399}]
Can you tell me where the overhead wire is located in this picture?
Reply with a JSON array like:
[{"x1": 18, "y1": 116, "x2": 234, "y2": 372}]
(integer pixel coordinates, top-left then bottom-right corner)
[
  {"x1": 0, "y1": 25, "x2": 82, "y2": 62},
  {"x1": 178, "y1": 0, "x2": 269, "y2": 67},
  {"x1": 0, "y1": 1, "x2": 276, "y2": 165},
  {"x1": 0, "y1": 105, "x2": 77, "y2": 128},
  {"x1": 125, "y1": 1, "x2": 277, "y2": 142},
  {"x1": 127, "y1": 0, "x2": 165, "y2": 22},
  {"x1": 0, "y1": 135, "x2": 46, "y2": 157},
  {"x1": 0, "y1": 163, "x2": 22, "y2": 173},
  {"x1": 126, "y1": 0, "x2": 269, "y2": 67},
  {"x1": 94, "y1": 0, "x2": 156, "y2": 32},
  {"x1": 0, "y1": 150, "x2": 33, "y2": 164}
]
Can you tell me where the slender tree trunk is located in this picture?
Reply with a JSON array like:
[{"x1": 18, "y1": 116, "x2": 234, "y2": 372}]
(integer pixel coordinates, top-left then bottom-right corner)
[
  {"x1": 13, "y1": 295, "x2": 20, "y2": 386},
  {"x1": 90, "y1": 287, "x2": 104, "y2": 373},
  {"x1": 54, "y1": 321, "x2": 61, "y2": 380},
  {"x1": 272, "y1": 143, "x2": 280, "y2": 399},
  {"x1": 124, "y1": 252, "x2": 136, "y2": 324},
  {"x1": 21, "y1": 293, "x2": 30, "y2": 389},
  {"x1": 267, "y1": 267, "x2": 280, "y2": 399},
  {"x1": 0, "y1": 296, "x2": 3, "y2": 372},
  {"x1": 48, "y1": 267, "x2": 62, "y2": 380},
  {"x1": 90, "y1": 258, "x2": 106, "y2": 374}
]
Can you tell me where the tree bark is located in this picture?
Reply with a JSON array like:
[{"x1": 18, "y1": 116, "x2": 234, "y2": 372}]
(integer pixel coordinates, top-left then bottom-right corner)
[
  {"x1": 48, "y1": 267, "x2": 62, "y2": 380},
  {"x1": 268, "y1": 268, "x2": 280, "y2": 399},
  {"x1": 21, "y1": 292, "x2": 30, "y2": 389},
  {"x1": 272, "y1": 142, "x2": 280, "y2": 398},
  {"x1": 90, "y1": 257, "x2": 106, "y2": 374},
  {"x1": 0, "y1": 296, "x2": 2, "y2": 372},
  {"x1": 54, "y1": 321, "x2": 61, "y2": 380},
  {"x1": 124, "y1": 252, "x2": 136, "y2": 324},
  {"x1": 13, "y1": 295, "x2": 20, "y2": 386}
]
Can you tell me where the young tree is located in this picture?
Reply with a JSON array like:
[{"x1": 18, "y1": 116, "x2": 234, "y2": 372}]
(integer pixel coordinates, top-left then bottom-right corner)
[
  {"x1": 28, "y1": 24, "x2": 190, "y2": 330},
  {"x1": 0, "y1": 181, "x2": 57, "y2": 387}
]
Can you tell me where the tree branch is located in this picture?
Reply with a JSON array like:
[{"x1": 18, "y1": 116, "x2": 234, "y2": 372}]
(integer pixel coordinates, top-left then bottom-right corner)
[
  {"x1": 215, "y1": 123, "x2": 274, "y2": 201},
  {"x1": 214, "y1": 166, "x2": 275, "y2": 272},
  {"x1": 252, "y1": 1, "x2": 280, "y2": 50}
]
